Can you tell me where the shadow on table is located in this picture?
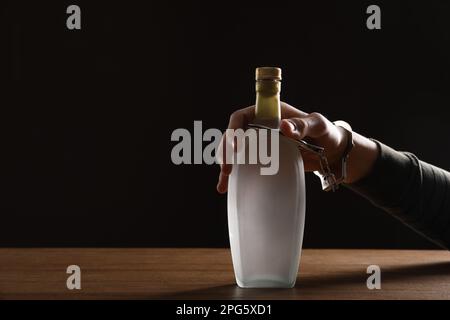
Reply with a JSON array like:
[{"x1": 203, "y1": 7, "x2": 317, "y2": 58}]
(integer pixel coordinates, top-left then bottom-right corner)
[{"x1": 159, "y1": 261, "x2": 450, "y2": 299}]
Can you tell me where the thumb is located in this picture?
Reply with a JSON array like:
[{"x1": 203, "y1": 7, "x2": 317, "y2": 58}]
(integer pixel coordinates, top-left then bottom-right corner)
[{"x1": 280, "y1": 113, "x2": 329, "y2": 140}]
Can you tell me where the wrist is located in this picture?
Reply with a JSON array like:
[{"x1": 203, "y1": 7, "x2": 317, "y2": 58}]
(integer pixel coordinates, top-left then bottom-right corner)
[
  {"x1": 344, "y1": 133, "x2": 379, "y2": 184},
  {"x1": 314, "y1": 121, "x2": 354, "y2": 191},
  {"x1": 328, "y1": 126, "x2": 349, "y2": 168}
]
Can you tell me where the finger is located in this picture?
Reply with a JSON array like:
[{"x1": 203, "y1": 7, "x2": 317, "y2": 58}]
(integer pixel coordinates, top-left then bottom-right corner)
[
  {"x1": 223, "y1": 105, "x2": 255, "y2": 156},
  {"x1": 217, "y1": 106, "x2": 255, "y2": 193},
  {"x1": 280, "y1": 113, "x2": 330, "y2": 140},
  {"x1": 280, "y1": 102, "x2": 309, "y2": 119},
  {"x1": 227, "y1": 105, "x2": 255, "y2": 130},
  {"x1": 217, "y1": 171, "x2": 229, "y2": 193}
]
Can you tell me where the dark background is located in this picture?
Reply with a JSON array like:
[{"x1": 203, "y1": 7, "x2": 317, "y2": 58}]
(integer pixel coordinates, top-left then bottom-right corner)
[{"x1": 1, "y1": 0, "x2": 449, "y2": 248}]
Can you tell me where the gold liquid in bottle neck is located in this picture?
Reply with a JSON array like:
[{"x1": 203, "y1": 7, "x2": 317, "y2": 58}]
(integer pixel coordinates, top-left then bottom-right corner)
[{"x1": 254, "y1": 67, "x2": 282, "y2": 129}]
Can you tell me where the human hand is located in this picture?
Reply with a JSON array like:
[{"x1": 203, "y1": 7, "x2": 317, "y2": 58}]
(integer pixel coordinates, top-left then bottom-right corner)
[{"x1": 217, "y1": 102, "x2": 353, "y2": 193}]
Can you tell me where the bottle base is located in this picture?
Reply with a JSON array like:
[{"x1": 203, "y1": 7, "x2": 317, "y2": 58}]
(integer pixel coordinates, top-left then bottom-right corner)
[{"x1": 236, "y1": 277, "x2": 296, "y2": 289}]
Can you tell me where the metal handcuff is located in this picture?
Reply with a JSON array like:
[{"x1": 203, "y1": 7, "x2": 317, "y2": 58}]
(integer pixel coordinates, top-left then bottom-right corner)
[{"x1": 247, "y1": 120, "x2": 354, "y2": 192}]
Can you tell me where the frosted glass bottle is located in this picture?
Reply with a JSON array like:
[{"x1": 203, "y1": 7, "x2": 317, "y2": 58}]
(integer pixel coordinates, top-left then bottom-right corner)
[{"x1": 227, "y1": 67, "x2": 306, "y2": 288}]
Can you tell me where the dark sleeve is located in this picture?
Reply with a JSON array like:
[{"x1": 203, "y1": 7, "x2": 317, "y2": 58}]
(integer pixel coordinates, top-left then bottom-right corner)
[{"x1": 346, "y1": 140, "x2": 450, "y2": 250}]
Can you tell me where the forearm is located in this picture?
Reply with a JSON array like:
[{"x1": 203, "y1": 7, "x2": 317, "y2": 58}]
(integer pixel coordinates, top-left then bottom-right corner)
[{"x1": 346, "y1": 140, "x2": 450, "y2": 249}]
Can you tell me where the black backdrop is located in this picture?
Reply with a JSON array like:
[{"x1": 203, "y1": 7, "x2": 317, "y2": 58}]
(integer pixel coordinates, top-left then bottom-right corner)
[{"x1": 1, "y1": 0, "x2": 449, "y2": 248}]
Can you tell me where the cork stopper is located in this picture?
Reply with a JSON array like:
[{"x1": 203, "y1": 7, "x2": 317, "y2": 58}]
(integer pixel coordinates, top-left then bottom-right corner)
[{"x1": 255, "y1": 67, "x2": 282, "y2": 81}]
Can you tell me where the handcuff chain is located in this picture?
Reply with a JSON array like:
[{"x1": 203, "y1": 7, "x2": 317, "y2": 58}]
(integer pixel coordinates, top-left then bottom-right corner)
[{"x1": 298, "y1": 143, "x2": 338, "y2": 192}]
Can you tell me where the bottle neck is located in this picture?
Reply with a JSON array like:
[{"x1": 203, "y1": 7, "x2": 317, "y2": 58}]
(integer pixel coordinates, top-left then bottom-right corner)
[{"x1": 254, "y1": 80, "x2": 281, "y2": 129}]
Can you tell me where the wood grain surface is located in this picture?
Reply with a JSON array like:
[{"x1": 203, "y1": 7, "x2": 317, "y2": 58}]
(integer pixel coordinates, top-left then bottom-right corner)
[{"x1": 1, "y1": 248, "x2": 450, "y2": 300}]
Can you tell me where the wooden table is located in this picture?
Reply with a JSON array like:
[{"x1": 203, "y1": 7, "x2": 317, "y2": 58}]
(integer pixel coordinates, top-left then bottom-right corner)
[{"x1": 1, "y1": 248, "x2": 450, "y2": 300}]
